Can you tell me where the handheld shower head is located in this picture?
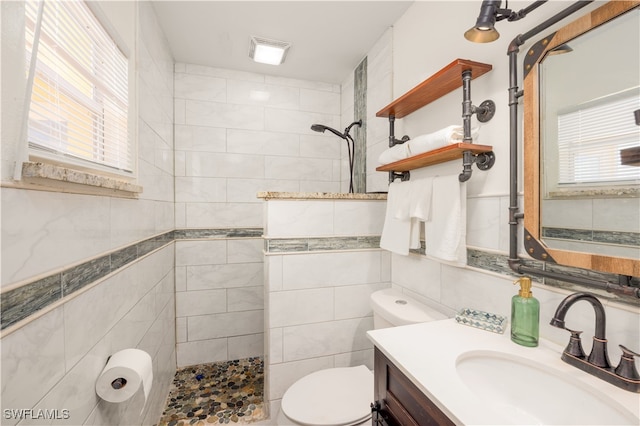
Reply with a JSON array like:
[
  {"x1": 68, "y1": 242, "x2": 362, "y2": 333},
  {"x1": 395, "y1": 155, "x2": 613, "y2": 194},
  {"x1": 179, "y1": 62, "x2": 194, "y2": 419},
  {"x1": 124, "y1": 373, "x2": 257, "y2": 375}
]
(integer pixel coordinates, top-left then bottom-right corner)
[
  {"x1": 310, "y1": 120, "x2": 362, "y2": 139},
  {"x1": 311, "y1": 124, "x2": 346, "y2": 139},
  {"x1": 310, "y1": 119, "x2": 363, "y2": 194}
]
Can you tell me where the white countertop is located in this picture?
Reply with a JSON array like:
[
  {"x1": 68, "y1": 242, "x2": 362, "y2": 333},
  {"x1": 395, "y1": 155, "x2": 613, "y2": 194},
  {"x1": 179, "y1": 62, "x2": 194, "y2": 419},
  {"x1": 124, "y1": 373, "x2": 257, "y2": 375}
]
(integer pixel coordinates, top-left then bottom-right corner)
[{"x1": 367, "y1": 319, "x2": 640, "y2": 425}]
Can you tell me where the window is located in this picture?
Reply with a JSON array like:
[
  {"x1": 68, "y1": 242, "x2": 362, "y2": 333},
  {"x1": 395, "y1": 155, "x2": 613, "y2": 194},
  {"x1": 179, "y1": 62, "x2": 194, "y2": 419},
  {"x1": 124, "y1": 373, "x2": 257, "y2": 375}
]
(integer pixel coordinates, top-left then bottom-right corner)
[
  {"x1": 24, "y1": 0, "x2": 132, "y2": 175},
  {"x1": 557, "y1": 89, "x2": 640, "y2": 186}
]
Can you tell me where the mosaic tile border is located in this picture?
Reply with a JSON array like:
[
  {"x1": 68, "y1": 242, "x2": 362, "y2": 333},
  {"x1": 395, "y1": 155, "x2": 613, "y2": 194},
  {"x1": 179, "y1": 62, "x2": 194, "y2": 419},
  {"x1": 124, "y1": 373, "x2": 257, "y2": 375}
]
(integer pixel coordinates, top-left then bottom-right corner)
[
  {"x1": 1, "y1": 228, "x2": 263, "y2": 331},
  {"x1": 543, "y1": 227, "x2": 640, "y2": 247},
  {"x1": 353, "y1": 56, "x2": 367, "y2": 194},
  {"x1": 264, "y1": 236, "x2": 381, "y2": 253},
  {"x1": 264, "y1": 236, "x2": 638, "y2": 306},
  {"x1": 4, "y1": 227, "x2": 637, "y2": 332},
  {"x1": 466, "y1": 248, "x2": 640, "y2": 307}
]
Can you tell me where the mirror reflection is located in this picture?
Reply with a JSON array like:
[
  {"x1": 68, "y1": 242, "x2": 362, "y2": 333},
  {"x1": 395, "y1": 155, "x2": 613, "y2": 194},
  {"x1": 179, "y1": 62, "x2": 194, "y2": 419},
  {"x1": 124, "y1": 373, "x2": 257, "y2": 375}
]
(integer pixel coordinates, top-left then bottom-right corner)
[{"x1": 539, "y1": 7, "x2": 640, "y2": 261}]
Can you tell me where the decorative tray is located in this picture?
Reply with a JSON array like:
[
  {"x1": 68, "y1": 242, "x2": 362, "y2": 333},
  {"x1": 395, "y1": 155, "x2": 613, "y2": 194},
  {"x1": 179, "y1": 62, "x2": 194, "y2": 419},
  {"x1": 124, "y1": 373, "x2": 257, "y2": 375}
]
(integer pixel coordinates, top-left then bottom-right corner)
[{"x1": 455, "y1": 308, "x2": 507, "y2": 334}]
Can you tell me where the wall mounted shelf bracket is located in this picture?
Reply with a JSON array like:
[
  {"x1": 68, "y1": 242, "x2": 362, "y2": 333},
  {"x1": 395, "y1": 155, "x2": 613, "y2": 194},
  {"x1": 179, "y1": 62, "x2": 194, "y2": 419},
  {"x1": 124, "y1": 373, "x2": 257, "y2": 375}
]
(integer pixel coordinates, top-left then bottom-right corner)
[
  {"x1": 462, "y1": 69, "x2": 496, "y2": 142},
  {"x1": 376, "y1": 59, "x2": 496, "y2": 184},
  {"x1": 459, "y1": 149, "x2": 496, "y2": 182},
  {"x1": 387, "y1": 115, "x2": 411, "y2": 183}
]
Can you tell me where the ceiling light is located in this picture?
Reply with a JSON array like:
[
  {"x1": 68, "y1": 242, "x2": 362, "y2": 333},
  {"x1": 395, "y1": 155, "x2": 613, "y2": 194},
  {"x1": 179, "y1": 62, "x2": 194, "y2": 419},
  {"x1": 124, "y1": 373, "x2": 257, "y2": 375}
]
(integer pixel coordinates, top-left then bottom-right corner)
[{"x1": 249, "y1": 36, "x2": 290, "y2": 65}]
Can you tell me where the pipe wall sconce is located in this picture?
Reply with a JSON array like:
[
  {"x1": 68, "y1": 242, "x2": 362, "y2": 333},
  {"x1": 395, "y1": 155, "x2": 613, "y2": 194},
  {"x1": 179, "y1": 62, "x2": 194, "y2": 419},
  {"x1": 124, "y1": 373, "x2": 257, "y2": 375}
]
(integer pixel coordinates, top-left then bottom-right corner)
[{"x1": 464, "y1": 0, "x2": 548, "y2": 43}]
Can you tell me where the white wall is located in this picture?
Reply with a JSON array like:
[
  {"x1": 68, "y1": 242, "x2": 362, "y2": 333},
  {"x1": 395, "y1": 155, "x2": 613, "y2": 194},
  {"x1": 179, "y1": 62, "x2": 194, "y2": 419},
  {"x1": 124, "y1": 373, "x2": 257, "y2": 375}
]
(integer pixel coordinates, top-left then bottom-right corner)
[
  {"x1": 380, "y1": 0, "x2": 639, "y2": 362},
  {"x1": 366, "y1": 28, "x2": 395, "y2": 193},
  {"x1": 1, "y1": 0, "x2": 175, "y2": 286},
  {"x1": 0, "y1": 2, "x2": 176, "y2": 424}
]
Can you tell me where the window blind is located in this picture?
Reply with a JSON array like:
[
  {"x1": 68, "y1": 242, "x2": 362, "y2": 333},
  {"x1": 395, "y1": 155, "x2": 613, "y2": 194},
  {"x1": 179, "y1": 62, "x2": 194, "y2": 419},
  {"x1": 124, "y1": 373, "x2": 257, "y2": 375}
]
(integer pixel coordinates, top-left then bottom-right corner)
[
  {"x1": 557, "y1": 91, "x2": 640, "y2": 185},
  {"x1": 24, "y1": 0, "x2": 132, "y2": 173}
]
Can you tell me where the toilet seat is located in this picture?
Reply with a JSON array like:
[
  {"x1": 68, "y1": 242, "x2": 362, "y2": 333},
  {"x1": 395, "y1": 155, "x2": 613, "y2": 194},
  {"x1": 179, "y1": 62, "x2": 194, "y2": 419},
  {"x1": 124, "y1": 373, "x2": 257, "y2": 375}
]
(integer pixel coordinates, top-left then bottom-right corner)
[{"x1": 281, "y1": 365, "x2": 374, "y2": 426}]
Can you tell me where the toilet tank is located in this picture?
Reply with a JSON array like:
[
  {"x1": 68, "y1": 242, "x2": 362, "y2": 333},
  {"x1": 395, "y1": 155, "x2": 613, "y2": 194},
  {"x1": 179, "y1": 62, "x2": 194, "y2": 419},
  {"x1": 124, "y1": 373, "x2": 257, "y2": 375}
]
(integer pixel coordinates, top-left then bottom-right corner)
[{"x1": 370, "y1": 288, "x2": 447, "y2": 329}]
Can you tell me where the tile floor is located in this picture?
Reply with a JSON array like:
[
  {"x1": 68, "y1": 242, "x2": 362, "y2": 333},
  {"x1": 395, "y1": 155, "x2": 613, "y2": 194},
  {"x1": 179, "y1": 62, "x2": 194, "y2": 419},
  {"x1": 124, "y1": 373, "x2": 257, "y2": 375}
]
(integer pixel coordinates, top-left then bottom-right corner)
[{"x1": 158, "y1": 357, "x2": 266, "y2": 425}]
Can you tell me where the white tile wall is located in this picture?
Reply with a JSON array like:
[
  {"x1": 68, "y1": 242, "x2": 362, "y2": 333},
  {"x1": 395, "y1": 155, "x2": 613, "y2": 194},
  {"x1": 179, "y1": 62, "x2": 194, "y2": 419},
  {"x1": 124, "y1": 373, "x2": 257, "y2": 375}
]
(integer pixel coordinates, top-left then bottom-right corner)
[
  {"x1": 0, "y1": 245, "x2": 176, "y2": 426},
  {"x1": 390, "y1": 253, "x2": 640, "y2": 369},
  {"x1": 175, "y1": 238, "x2": 264, "y2": 367},
  {"x1": 281, "y1": 251, "x2": 385, "y2": 289},
  {"x1": 187, "y1": 310, "x2": 263, "y2": 341},
  {"x1": 263, "y1": 198, "x2": 390, "y2": 410},
  {"x1": 270, "y1": 288, "x2": 335, "y2": 328},
  {"x1": 365, "y1": 28, "x2": 394, "y2": 193},
  {"x1": 0, "y1": 309, "x2": 66, "y2": 423},
  {"x1": 0, "y1": 3, "x2": 176, "y2": 425},
  {"x1": 265, "y1": 199, "x2": 385, "y2": 237},
  {"x1": 543, "y1": 197, "x2": 640, "y2": 233},
  {"x1": 174, "y1": 62, "x2": 343, "y2": 232}
]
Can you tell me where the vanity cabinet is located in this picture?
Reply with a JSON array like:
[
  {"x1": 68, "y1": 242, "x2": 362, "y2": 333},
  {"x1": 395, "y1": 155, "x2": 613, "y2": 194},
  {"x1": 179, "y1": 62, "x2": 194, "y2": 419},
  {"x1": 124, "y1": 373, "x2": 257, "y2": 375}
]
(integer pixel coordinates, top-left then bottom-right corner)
[{"x1": 373, "y1": 348, "x2": 455, "y2": 426}]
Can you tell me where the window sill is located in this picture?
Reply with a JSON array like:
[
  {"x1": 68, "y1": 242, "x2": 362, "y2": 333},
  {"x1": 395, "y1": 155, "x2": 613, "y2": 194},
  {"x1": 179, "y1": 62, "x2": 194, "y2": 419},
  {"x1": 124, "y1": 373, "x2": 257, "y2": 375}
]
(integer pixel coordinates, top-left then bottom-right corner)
[
  {"x1": 547, "y1": 186, "x2": 639, "y2": 199},
  {"x1": 4, "y1": 162, "x2": 143, "y2": 197}
]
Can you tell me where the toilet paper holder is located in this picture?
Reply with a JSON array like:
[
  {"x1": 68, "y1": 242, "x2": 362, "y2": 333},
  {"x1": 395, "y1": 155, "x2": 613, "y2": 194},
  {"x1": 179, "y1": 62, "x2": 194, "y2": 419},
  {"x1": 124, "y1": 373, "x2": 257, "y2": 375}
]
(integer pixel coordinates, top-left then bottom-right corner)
[
  {"x1": 97, "y1": 349, "x2": 152, "y2": 407},
  {"x1": 111, "y1": 377, "x2": 127, "y2": 389}
]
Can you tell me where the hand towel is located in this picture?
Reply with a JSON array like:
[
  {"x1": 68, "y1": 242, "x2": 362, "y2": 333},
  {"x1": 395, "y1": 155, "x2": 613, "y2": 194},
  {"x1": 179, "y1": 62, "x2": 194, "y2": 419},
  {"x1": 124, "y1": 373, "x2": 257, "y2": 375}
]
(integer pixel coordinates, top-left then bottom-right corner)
[
  {"x1": 380, "y1": 180, "x2": 420, "y2": 255},
  {"x1": 408, "y1": 125, "x2": 480, "y2": 156},
  {"x1": 425, "y1": 174, "x2": 467, "y2": 266},
  {"x1": 409, "y1": 177, "x2": 434, "y2": 222},
  {"x1": 377, "y1": 143, "x2": 410, "y2": 166},
  {"x1": 406, "y1": 177, "x2": 433, "y2": 250}
]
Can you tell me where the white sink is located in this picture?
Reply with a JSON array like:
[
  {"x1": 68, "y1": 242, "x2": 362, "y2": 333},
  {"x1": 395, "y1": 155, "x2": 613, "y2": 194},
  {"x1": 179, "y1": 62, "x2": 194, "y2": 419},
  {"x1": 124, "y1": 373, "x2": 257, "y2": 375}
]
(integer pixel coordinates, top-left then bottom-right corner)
[
  {"x1": 456, "y1": 350, "x2": 638, "y2": 425},
  {"x1": 368, "y1": 319, "x2": 640, "y2": 425}
]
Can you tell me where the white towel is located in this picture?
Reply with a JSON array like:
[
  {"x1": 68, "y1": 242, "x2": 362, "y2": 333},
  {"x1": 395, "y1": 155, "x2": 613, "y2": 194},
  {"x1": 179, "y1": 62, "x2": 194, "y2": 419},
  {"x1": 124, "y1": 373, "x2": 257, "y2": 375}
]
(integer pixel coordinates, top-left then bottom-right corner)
[
  {"x1": 380, "y1": 180, "x2": 420, "y2": 255},
  {"x1": 425, "y1": 174, "x2": 467, "y2": 266},
  {"x1": 406, "y1": 177, "x2": 433, "y2": 249},
  {"x1": 409, "y1": 177, "x2": 433, "y2": 222},
  {"x1": 408, "y1": 125, "x2": 480, "y2": 156},
  {"x1": 377, "y1": 143, "x2": 410, "y2": 166},
  {"x1": 377, "y1": 126, "x2": 481, "y2": 166}
]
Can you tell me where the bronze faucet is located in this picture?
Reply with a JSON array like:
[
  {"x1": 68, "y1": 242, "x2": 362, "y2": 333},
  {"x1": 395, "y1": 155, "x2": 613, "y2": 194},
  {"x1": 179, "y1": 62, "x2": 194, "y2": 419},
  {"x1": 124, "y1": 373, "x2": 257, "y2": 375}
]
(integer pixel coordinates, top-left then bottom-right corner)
[{"x1": 550, "y1": 292, "x2": 640, "y2": 393}]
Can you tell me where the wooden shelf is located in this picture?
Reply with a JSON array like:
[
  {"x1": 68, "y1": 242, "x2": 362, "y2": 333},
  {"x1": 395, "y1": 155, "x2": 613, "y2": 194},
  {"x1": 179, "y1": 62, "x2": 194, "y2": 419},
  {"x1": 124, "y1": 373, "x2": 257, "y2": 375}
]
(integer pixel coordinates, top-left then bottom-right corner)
[
  {"x1": 376, "y1": 59, "x2": 492, "y2": 119},
  {"x1": 376, "y1": 143, "x2": 494, "y2": 172}
]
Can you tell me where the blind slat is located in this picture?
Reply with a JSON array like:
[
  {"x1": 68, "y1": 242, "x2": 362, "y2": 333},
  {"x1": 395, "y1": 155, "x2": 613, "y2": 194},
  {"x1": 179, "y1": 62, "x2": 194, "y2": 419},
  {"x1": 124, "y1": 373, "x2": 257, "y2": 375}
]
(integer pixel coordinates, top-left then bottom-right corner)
[
  {"x1": 557, "y1": 91, "x2": 640, "y2": 184},
  {"x1": 25, "y1": 0, "x2": 131, "y2": 173}
]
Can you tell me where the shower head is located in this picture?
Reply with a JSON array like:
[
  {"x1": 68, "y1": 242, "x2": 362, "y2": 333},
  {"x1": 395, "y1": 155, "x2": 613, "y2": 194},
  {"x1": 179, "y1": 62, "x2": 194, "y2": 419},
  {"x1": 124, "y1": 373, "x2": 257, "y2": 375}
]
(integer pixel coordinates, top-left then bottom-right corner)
[
  {"x1": 311, "y1": 124, "x2": 346, "y2": 139},
  {"x1": 310, "y1": 120, "x2": 362, "y2": 140},
  {"x1": 311, "y1": 120, "x2": 362, "y2": 194}
]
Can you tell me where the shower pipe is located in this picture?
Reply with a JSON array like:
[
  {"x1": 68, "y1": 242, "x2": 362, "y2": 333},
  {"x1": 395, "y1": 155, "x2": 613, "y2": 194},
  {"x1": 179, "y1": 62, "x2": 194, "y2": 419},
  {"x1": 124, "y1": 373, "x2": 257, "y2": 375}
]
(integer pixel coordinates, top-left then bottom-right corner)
[{"x1": 506, "y1": 0, "x2": 640, "y2": 298}]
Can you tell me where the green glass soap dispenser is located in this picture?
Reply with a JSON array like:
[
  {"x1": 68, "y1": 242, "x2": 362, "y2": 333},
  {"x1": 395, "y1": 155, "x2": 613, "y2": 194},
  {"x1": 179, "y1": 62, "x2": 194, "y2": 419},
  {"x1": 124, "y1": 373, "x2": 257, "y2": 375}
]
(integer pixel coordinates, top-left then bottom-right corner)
[{"x1": 511, "y1": 277, "x2": 539, "y2": 347}]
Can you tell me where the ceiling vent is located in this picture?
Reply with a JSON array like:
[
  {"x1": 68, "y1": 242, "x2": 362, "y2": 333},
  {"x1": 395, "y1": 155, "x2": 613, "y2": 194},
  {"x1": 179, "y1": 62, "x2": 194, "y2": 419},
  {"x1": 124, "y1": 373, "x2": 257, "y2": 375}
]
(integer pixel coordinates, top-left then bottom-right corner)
[{"x1": 249, "y1": 36, "x2": 291, "y2": 65}]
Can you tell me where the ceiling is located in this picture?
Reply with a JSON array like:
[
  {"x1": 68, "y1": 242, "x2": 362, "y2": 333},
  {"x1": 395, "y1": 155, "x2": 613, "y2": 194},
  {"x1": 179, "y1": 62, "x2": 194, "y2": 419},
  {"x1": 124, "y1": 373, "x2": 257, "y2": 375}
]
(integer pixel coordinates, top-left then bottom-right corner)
[{"x1": 152, "y1": 1, "x2": 413, "y2": 84}]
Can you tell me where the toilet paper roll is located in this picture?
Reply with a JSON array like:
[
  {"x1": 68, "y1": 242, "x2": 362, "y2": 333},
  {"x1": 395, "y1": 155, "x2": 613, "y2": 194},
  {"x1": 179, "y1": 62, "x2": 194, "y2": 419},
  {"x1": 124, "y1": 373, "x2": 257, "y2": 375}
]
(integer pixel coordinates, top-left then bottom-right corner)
[{"x1": 96, "y1": 349, "x2": 153, "y2": 406}]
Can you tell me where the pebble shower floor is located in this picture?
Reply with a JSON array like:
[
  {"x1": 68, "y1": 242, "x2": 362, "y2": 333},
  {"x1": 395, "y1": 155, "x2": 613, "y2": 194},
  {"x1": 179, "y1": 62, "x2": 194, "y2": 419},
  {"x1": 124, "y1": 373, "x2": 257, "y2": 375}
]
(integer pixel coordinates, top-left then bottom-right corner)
[{"x1": 158, "y1": 357, "x2": 265, "y2": 425}]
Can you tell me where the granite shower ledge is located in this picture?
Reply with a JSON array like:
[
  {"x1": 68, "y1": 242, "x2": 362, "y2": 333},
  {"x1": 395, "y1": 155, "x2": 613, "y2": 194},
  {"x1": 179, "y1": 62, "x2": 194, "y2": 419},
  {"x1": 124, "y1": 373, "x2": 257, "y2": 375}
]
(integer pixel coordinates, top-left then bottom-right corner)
[{"x1": 256, "y1": 191, "x2": 387, "y2": 200}]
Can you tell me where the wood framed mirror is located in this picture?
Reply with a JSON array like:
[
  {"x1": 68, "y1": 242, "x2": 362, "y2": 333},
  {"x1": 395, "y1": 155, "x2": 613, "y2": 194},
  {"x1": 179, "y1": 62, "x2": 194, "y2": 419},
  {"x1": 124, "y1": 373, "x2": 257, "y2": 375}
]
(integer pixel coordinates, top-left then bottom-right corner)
[{"x1": 523, "y1": 0, "x2": 640, "y2": 277}]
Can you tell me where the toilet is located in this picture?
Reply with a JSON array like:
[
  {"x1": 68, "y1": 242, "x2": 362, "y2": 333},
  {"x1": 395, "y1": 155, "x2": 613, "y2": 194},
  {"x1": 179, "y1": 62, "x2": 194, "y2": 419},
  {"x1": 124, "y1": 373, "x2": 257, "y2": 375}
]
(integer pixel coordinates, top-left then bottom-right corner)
[{"x1": 278, "y1": 288, "x2": 448, "y2": 426}]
